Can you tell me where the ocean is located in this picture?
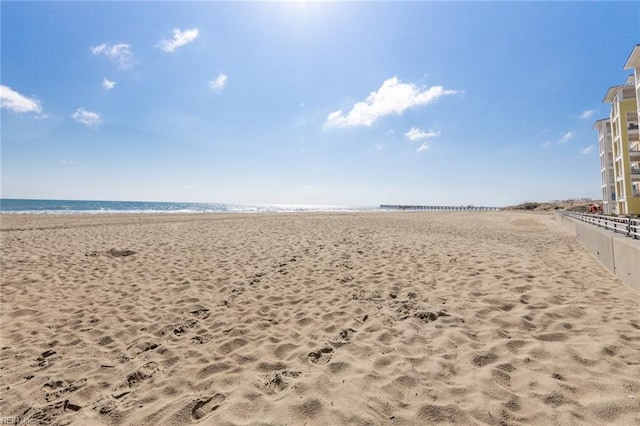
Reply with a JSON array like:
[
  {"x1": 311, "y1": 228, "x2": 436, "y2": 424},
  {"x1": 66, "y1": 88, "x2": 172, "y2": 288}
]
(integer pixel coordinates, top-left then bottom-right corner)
[{"x1": 0, "y1": 199, "x2": 379, "y2": 214}]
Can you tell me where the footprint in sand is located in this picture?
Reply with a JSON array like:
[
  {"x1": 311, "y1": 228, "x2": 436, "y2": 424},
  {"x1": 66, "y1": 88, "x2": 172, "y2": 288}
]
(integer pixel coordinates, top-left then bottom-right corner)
[
  {"x1": 472, "y1": 352, "x2": 498, "y2": 367},
  {"x1": 42, "y1": 378, "x2": 88, "y2": 402},
  {"x1": 127, "y1": 341, "x2": 159, "y2": 357},
  {"x1": 191, "y1": 393, "x2": 226, "y2": 421},
  {"x1": 414, "y1": 311, "x2": 450, "y2": 323},
  {"x1": 107, "y1": 249, "x2": 136, "y2": 257},
  {"x1": 338, "y1": 328, "x2": 356, "y2": 341},
  {"x1": 25, "y1": 400, "x2": 82, "y2": 424},
  {"x1": 122, "y1": 362, "x2": 159, "y2": 388},
  {"x1": 178, "y1": 320, "x2": 199, "y2": 335},
  {"x1": 190, "y1": 308, "x2": 210, "y2": 319},
  {"x1": 308, "y1": 347, "x2": 333, "y2": 364},
  {"x1": 34, "y1": 349, "x2": 58, "y2": 367},
  {"x1": 191, "y1": 335, "x2": 211, "y2": 345},
  {"x1": 263, "y1": 370, "x2": 301, "y2": 393}
]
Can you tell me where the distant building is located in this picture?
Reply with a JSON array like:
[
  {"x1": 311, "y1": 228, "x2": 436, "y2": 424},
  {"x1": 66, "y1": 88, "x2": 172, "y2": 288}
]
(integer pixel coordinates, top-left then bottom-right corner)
[
  {"x1": 594, "y1": 119, "x2": 615, "y2": 214},
  {"x1": 599, "y1": 66, "x2": 640, "y2": 214}
]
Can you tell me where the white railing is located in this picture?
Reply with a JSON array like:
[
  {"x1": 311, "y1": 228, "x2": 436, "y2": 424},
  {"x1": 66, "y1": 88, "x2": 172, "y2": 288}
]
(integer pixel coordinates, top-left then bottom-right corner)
[{"x1": 563, "y1": 212, "x2": 640, "y2": 239}]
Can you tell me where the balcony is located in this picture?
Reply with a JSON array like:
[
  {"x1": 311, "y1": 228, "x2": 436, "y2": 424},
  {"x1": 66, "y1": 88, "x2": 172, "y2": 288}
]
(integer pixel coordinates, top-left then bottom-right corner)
[
  {"x1": 632, "y1": 168, "x2": 640, "y2": 181},
  {"x1": 630, "y1": 149, "x2": 640, "y2": 161}
]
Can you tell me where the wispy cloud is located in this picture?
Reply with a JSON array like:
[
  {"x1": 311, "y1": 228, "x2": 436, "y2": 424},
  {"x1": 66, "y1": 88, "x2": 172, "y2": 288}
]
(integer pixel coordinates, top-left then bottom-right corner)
[
  {"x1": 580, "y1": 144, "x2": 595, "y2": 155},
  {"x1": 209, "y1": 74, "x2": 228, "y2": 91},
  {"x1": 0, "y1": 85, "x2": 43, "y2": 114},
  {"x1": 578, "y1": 109, "x2": 596, "y2": 120},
  {"x1": 405, "y1": 127, "x2": 441, "y2": 141},
  {"x1": 540, "y1": 141, "x2": 553, "y2": 148},
  {"x1": 92, "y1": 43, "x2": 134, "y2": 68},
  {"x1": 325, "y1": 77, "x2": 462, "y2": 128},
  {"x1": 558, "y1": 131, "x2": 575, "y2": 144},
  {"x1": 102, "y1": 78, "x2": 116, "y2": 90},
  {"x1": 416, "y1": 142, "x2": 430, "y2": 153},
  {"x1": 72, "y1": 108, "x2": 101, "y2": 127},
  {"x1": 158, "y1": 28, "x2": 199, "y2": 52}
]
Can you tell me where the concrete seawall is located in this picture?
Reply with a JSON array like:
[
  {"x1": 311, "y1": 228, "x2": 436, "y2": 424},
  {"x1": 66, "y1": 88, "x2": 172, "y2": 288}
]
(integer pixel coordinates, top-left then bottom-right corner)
[{"x1": 554, "y1": 212, "x2": 640, "y2": 291}]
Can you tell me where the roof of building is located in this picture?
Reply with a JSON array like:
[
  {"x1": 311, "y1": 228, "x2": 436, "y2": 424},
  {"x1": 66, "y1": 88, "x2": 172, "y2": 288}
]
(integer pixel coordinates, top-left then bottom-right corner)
[
  {"x1": 593, "y1": 117, "x2": 610, "y2": 125},
  {"x1": 603, "y1": 75, "x2": 636, "y2": 103},
  {"x1": 624, "y1": 44, "x2": 640, "y2": 69},
  {"x1": 603, "y1": 86, "x2": 618, "y2": 103}
]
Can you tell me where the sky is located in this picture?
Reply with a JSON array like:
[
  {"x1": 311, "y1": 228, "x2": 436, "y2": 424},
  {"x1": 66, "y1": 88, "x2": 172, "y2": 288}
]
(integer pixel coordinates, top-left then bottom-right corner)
[{"x1": 1, "y1": 1, "x2": 639, "y2": 207}]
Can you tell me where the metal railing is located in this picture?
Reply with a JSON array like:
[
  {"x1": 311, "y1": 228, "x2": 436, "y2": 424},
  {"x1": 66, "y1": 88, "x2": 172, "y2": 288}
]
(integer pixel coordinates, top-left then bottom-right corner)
[
  {"x1": 379, "y1": 205, "x2": 501, "y2": 211},
  {"x1": 563, "y1": 211, "x2": 640, "y2": 239}
]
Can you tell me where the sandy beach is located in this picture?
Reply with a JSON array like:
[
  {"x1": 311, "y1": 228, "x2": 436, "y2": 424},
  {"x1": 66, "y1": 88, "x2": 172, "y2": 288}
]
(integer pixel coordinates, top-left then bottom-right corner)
[{"x1": 1, "y1": 211, "x2": 639, "y2": 425}]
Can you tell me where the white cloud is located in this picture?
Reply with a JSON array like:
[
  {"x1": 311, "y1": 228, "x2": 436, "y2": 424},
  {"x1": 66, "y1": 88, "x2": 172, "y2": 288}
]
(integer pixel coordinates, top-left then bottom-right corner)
[
  {"x1": 540, "y1": 141, "x2": 553, "y2": 148},
  {"x1": 416, "y1": 142, "x2": 430, "y2": 152},
  {"x1": 405, "y1": 127, "x2": 441, "y2": 141},
  {"x1": 0, "y1": 85, "x2": 43, "y2": 114},
  {"x1": 72, "y1": 108, "x2": 101, "y2": 127},
  {"x1": 578, "y1": 109, "x2": 595, "y2": 119},
  {"x1": 558, "y1": 131, "x2": 574, "y2": 144},
  {"x1": 325, "y1": 77, "x2": 462, "y2": 128},
  {"x1": 158, "y1": 28, "x2": 199, "y2": 52},
  {"x1": 580, "y1": 144, "x2": 595, "y2": 155},
  {"x1": 209, "y1": 74, "x2": 228, "y2": 91},
  {"x1": 375, "y1": 143, "x2": 385, "y2": 151},
  {"x1": 60, "y1": 160, "x2": 78, "y2": 165},
  {"x1": 92, "y1": 43, "x2": 134, "y2": 68},
  {"x1": 102, "y1": 78, "x2": 116, "y2": 90}
]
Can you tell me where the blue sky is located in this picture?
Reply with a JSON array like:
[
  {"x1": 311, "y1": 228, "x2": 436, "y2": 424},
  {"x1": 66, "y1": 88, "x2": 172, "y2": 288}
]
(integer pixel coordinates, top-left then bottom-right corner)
[{"x1": 2, "y1": 1, "x2": 639, "y2": 207}]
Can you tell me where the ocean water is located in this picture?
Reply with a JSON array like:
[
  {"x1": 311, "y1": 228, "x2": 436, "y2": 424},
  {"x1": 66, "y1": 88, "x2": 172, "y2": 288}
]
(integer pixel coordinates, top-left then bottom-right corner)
[{"x1": 0, "y1": 199, "x2": 378, "y2": 214}]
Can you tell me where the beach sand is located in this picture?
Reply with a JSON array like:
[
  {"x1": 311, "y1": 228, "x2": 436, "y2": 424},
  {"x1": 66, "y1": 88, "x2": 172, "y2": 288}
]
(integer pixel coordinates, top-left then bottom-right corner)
[{"x1": 1, "y1": 211, "x2": 639, "y2": 425}]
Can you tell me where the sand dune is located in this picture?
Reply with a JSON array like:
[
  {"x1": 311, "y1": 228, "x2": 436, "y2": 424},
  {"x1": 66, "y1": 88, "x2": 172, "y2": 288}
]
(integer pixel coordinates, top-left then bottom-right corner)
[{"x1": 1, "y1": 212, "x2": 639, "y2": 425}]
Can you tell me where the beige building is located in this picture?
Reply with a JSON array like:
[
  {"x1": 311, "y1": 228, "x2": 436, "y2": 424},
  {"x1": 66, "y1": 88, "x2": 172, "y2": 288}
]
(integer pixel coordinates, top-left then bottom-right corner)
[{"x1": 594, "y1": 119, "x2": 615, "y2": 214}]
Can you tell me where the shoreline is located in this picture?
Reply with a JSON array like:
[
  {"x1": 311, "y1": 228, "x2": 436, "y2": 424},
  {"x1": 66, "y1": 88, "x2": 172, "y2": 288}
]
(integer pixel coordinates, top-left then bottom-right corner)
[
  {"x1": 2, "y1": 211, "x2": 638, "y2": 425},
  {"x1": 0, "y1": 210, "x2": 512, "y2": 232}
]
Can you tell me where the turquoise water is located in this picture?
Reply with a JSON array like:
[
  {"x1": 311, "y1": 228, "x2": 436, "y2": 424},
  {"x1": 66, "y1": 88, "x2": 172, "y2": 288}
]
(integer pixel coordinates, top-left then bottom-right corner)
[{"x1": 0, "y1": 199, "x2": 377, "y2": 214}]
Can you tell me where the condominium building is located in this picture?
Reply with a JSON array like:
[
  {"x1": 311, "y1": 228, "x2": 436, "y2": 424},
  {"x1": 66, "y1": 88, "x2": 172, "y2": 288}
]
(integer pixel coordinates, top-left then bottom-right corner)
[
  {"x1": 624, "y1": 44, "x2": 640, "y2": 206},
  {"x1": 594, "y1": 118, "x2": 615, "y2": 214},
  {"x1": 624, "y1": 44, "x2": 640, "y2": 123},
  {"x1": 601, "y1": 72, "x2": 640, "y2": 215}
]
